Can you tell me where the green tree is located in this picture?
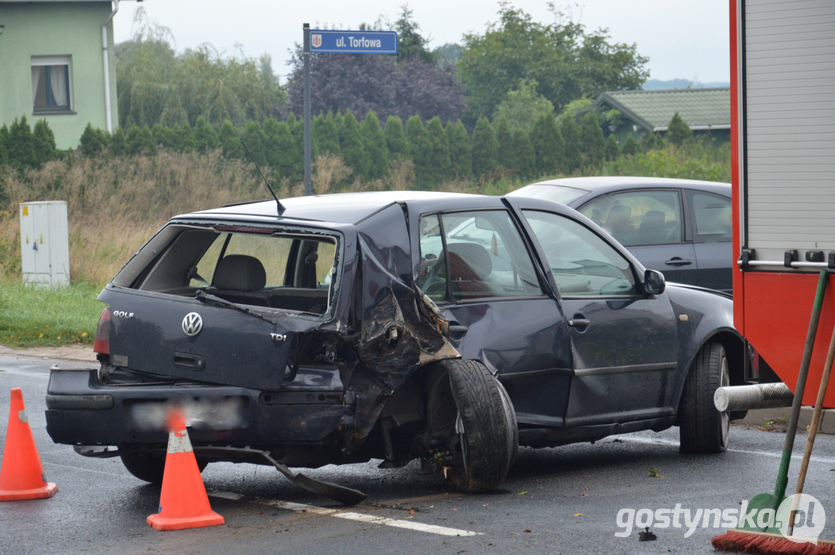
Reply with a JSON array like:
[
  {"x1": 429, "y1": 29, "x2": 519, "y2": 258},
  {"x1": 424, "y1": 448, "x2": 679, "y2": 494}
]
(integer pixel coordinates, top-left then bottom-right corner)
[
  {"x1": 116, "y1": 12, "x2": 286, "y2": 129},
  {"x1": 471, "y1": 117, "x2": 498, "y2": 180},
  {"x1": 241, "y1": 120, "x2": 268, "y2": 167},
  {"x1": 494, "y1": 79, "x2": 555, "y2": 133},
  {"x1": 314, "y1": 112, "x2": 341, "y2": 156},
  {"x1": 8, "y1": 117, "x2": 38, "y2": 168},
  {"x1": 405, "y1": 115, "x2": 432, "y2": 186},
  {"x1": 218, "y1": 119, "x2": 243, "y2": 159},
  {"x1": 32, "y1": 119, "x2": 57, "y2": 165},
  {"x1": 384, "y1": 116, "x2": 408, "y2": 160},
  {"x1": 511, "y1": 128, "x2": 536, "y2": 179},
  {"x1": 530, "y1": 114, "x2": 563, "y2": 176},
  {"x1": 339, "y1": 110, "x2": 369, "y2": 180},
  {"x1": 264, "y1": 118, "x2": 296, "y2": 179},
  {"x1": 446, "y1": 121, "x2": 471, "y2": 178},
  {"x1": 362, "y1": 112, "x2": 388, "y2": 180},
  {"x1": 580, "y1": 112, "x2": 605, "y2": 166},
  {"x1": 110, "y1": 127, "x2": 128, "y2": 156},
  {"x1": 458, "y1": 4, "x2": 649, "y2": 122},
  {"x1": 495, "y1": 116, "x2": 514, "y2": 171},
  {"x1": 621, "y1": 134, "x2": 640, "y2": 156},
  {"x1": 194, "y1": 116, "x2": 218, "y2": 152},
  {"x1": 287, "y1": 113, "x2": 305, "y2": 181},
  {"x1": 666, "y1": 111, "x2": 693, "y2": 146},
  {"x1": 152, "y1": 123, "x2": 173, "y2": 148},
  {"x1": 177, "y1": 121, "x2": 196, "y2": 152},
  {"x1": 395, "y1": 6, "x2": 434, "y2": 64},
  {"x1": 425, "y1": 116, "x2": 451, "y2": 183},
  {"x1": 79, "y1": 123, "x2": 108, "y2": 158},
  {"x1": 604, "y1": 134, "x2": 620, "y2": 161},
  {"x1": 643, "y1": 131, "x2": 664, "y2": 150},
  {"x1": 560, "y1": 115, "x2": 582, "y2": 173},
  {"x1": 0, "y1": 138, "x2": 7, "y2": 167}
]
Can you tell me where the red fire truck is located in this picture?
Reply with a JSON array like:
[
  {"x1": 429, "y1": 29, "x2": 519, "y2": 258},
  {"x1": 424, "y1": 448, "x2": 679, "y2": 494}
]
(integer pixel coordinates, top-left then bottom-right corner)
[{"x1": 729, "y1": 0, "x2": 835, "y2": 407}]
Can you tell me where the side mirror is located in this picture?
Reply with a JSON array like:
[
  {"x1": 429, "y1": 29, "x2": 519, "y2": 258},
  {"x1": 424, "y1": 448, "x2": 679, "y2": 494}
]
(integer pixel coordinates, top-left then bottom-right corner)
[{"x1": 643, "y1": 269, "x2": 666, "y2": 296}]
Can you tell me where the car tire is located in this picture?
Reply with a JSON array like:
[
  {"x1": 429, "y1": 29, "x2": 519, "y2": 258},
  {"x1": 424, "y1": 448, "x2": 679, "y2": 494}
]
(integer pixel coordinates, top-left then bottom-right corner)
[
  {"x1": 120, "y1": 452, "x2": 209, "y2": 484},
  {"x1": 679, "y1": 341, "x2": 730, "y2": 454},
  {"x1": 441, "y1": 359, "x2": 515, "y2": 493}
]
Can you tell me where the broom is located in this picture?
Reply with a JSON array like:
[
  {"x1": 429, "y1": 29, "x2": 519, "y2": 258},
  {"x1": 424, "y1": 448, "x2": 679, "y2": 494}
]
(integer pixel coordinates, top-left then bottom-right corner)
[{"x1": 713, "y1": 271, "x2": 835, "y2": 554}]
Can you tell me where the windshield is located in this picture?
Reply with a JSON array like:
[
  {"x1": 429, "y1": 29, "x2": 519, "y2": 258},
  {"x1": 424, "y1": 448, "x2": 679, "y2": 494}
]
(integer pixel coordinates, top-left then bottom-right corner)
[
  {"x1": 116, "y1": 224, "x2": 339, "y2": 316},
  {"x1": 510, "y1": 184, "x2": 589, "y2": 205}
]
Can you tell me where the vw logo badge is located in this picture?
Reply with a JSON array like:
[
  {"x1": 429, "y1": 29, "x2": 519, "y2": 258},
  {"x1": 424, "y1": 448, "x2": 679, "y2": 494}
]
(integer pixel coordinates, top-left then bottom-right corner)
[{"x1": 182, "y1": 312, "x2": 203, "y2": 337}]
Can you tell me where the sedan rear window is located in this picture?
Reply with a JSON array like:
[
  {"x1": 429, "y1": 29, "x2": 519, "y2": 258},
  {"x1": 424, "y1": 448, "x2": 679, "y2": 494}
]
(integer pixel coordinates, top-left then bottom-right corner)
[{"x1": 121, "y1": 225, "x2": 338, "y2": 316}]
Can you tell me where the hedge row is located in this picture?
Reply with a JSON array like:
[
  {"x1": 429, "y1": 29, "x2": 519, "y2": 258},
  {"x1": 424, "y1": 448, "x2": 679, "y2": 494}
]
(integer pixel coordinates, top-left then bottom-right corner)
[{"x1": 2, "y1": 111, "x2": 675, "y2": 188}]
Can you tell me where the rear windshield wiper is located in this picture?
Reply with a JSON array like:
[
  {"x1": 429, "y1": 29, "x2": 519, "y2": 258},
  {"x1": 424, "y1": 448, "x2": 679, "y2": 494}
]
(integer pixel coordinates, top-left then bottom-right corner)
[{"x1": 194, "y1": 290, "x2": 277, "y2": 324}]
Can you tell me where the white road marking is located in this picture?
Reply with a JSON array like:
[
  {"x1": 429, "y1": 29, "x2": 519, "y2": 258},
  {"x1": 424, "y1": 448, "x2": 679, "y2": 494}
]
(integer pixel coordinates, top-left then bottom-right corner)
[
  {"x1": 619, "y1": 436, "x2": 835, "y2": 464},
  {"x1": 265, "y1": 499, "x2": 481, "y2": 537}
]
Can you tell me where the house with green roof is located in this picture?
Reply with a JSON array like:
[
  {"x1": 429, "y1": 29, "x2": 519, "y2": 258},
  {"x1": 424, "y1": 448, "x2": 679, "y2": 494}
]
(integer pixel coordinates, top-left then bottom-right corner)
[
  {"x1": 594, "y1": 88, "x2": 730, "y2": 145},
  {"x1": 0, "y1": 1, "x2": 138, "y2": 149}
]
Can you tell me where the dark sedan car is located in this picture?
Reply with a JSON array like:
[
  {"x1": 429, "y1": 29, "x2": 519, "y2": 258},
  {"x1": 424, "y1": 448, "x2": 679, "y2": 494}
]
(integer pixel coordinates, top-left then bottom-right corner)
[
  {"x1": 509, "y1": 177, "x2": 732, "y2": 293},
  {"x1": 45, "y1": 191, "x2": 744, "y2": 496}
]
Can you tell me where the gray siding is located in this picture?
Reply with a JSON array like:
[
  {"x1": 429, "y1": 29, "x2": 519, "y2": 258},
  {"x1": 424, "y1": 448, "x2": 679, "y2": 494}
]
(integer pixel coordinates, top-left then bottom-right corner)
[{"x1": 743, "y1": 0, "x2": 835, "y2": 261}]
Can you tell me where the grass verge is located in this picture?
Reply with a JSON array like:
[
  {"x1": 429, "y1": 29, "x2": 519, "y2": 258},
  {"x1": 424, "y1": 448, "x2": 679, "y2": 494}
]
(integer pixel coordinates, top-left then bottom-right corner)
[{"x1": 0, "y1": 280, "x2": 104, "y2": 348}]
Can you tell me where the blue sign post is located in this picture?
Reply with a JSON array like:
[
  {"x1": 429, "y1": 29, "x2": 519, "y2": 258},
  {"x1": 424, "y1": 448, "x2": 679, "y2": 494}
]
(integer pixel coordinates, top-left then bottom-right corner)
[
  {"x1": 309, "y1": 30, "x2": 398, "y2": 55},
  {"x1": 302, "y1": 25, "x2": 398, "y2": 195}
]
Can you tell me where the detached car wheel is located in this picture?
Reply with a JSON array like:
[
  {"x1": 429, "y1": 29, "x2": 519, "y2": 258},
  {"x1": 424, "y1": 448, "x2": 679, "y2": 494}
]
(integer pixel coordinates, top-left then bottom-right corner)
[
  {"x1": 121, "y1": 453, "x2": 209, "y2": 484},
  {"x1": 679, "y1": 341, "x2": 730, "y2": 454},
  {"x1": 433, "y1": 359, "x2": 516, "y2": 493}
]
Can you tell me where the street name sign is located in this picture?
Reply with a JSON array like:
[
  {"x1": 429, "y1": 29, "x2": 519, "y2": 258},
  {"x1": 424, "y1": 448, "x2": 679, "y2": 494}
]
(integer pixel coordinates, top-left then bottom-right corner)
[{"x1": 309, "y1": 30, "x2": 398, "y2": 54}]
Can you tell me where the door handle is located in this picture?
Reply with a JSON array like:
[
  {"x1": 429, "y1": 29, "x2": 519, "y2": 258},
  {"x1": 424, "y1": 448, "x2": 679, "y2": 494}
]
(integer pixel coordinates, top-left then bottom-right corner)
[
  {"x1": 568, "y1": 318, "x2": 591, "y2": 328},
  {"x1": 665, "y1": 257, "x2": 692, "y2": 267}
]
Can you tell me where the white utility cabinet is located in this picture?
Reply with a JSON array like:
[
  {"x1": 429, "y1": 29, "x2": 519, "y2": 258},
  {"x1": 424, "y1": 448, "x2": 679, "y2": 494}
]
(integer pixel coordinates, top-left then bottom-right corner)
[{"x1": 19, "y1": 201, "x2": 70, "y2": 286}]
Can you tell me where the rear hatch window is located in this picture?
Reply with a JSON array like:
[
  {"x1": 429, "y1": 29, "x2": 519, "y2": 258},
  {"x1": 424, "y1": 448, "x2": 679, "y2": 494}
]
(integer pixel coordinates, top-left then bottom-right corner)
[
  {"x1": 116, "y1": 224, "x2": 339, "y2": 316},
  {"x1": 104, "y1": 224, "x2": 343, "y2": 390}
]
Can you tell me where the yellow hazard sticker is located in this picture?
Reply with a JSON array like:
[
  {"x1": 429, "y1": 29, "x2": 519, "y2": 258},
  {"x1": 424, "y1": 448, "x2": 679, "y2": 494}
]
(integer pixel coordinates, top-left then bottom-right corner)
[{"x1": 22, "y1": 206, "x2": 28, "y2": 216}]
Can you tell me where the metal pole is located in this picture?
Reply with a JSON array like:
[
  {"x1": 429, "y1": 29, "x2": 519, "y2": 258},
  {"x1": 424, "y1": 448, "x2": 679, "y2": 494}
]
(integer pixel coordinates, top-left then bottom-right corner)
[{"x1": 303, "y1": 23, "x2": 312, "y2": 196}]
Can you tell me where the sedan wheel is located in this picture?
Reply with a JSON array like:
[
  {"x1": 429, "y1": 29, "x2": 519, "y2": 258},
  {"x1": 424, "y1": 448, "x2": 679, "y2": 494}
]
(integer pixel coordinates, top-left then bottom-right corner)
[{"x1": 679, "y1": 341, "x2": 730, "y2": 454}]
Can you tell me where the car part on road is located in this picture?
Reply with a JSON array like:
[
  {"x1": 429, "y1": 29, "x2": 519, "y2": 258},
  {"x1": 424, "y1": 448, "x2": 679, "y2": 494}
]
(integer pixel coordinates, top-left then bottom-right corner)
[
  {"x1": 193, "y1": 446, "x2": 367, "y2": 506},
  {"x1": 713, "y1": 382, "x2": 793, "y2": 412},
  {"x1": 679, "y1": 341, "x2": 730, "y2": 453}
]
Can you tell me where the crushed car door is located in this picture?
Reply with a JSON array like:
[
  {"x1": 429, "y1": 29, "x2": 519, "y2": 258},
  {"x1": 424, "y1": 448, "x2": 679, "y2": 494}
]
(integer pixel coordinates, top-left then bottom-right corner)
[
  {"x1": 415, "y1": 209, "x2": 574, "y2": 429},
  {"x1": 518, "y1": 208, "x2": 680, "y2": 426}
]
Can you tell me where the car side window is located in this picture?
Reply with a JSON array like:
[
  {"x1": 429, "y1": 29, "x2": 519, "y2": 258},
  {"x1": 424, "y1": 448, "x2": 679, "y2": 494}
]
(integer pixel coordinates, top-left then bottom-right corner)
[
  {"x1": 418, "y1": 210, "x2": 542, "y2": 302},
  {"x1": 691, "y1": 192, "x2": 732, "y2": 243},
  {"x1": 523, "y1": 210, "x2": 637, "y2": 297},
  {"x1": 579, "y1": 190, "x2": 682, "y2": 246}
]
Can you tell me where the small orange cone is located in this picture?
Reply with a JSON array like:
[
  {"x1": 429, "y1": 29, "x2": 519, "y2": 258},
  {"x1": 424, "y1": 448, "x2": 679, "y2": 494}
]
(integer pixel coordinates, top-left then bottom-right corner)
[
  {"x1": 147, "y1": 410, "x2": 224, "y2": 531},
  {"x1": 0, "y1": 388, "x2": 58, "y2": 501}
]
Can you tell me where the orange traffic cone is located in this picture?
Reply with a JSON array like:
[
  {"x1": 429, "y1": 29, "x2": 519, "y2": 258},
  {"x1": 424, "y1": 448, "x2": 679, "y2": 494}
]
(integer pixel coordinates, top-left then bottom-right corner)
[
  {"x1": 0, "y1": 388, "x2": 58, "y2": 501},
  {"x1": 147, "y1": 411, "x2": 224, "y2": 531}
]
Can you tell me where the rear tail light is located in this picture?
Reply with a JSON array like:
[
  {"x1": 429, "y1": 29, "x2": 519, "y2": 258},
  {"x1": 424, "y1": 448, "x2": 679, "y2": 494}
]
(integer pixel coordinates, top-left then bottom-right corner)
[{"x1": 93, "y1": 308, "x2": 111, "y2": 355}]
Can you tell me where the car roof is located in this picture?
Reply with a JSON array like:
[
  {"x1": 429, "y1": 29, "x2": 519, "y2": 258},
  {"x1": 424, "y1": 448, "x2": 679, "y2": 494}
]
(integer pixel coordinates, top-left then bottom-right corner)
[
  {"x1": 515, "y1": 176, "x2": 730, "y2": 198},
  {"x1": 178, "y1": 190, "x2": 483, "y2": 225}
]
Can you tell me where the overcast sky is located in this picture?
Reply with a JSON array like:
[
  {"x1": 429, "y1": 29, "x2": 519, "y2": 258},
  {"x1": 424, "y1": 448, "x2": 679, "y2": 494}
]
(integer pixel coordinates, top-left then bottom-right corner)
[{"x1": 112, "y1": 0, "x2": 730, "y2": 85}]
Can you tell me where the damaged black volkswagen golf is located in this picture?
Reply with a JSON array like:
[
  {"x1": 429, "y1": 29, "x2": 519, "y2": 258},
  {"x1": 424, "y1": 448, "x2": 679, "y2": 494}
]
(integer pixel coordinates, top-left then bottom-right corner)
[{"x1": 46, "y1": 191, "x2": 745, "y2": 495}]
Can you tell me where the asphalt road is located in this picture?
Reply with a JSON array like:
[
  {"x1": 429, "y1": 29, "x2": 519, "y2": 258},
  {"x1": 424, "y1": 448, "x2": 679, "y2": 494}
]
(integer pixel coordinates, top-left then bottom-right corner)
[{"x1": 2, "y1": 353, "x2": 835, "y2": 555}]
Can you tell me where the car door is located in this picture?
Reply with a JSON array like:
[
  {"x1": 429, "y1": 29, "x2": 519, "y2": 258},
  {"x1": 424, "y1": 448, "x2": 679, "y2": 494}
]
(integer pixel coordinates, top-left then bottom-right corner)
[
  {"x1": 415, "y1": 208, "x2": 575, "y2": 429},
  {"x1": 516, "y1": 206, "x2": 681, "y2": 426},
  {"x1": 575, "y1": 189, "x2": 698, "y2": 286},
  {"x1": 687, "y1": 190, "x2": 733, "y2": 293}
]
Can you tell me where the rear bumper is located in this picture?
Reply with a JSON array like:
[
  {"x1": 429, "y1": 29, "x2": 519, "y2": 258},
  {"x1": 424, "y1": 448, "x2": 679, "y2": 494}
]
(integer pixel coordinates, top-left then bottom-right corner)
[{"x1": 45, "y1": 369, "x2": 353, "y2": 447}]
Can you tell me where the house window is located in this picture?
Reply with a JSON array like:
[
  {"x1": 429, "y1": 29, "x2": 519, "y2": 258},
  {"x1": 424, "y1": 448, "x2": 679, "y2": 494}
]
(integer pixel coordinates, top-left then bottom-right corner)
[{"x1": 31, "y1": 56, "x2": 72, "y2": 112}]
